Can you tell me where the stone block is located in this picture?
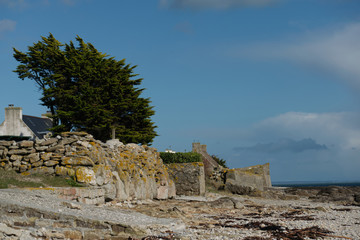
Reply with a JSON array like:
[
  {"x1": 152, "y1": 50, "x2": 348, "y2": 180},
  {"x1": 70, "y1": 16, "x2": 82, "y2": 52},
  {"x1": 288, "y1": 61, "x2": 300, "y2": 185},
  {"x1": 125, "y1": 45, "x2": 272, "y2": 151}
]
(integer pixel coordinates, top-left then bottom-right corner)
[
  {"x1": 12, "y1": 159, "x2": 21, "y2": 167},
  {"x1": 62, "y1": 156, "x2": 94, "y2": 166},
  {"x1": 10, "y1": 154, "x2": 22, "y2": 162},
  {"x1": 0, "y1": 140, "x2": 14, "y2": 147},
  {"x1": 0, "y1": 148, "x2": 8, "y2": 157},
  {"x1": 31, "y1": 160, "x2": 44, "y2": 168},
  {"x1": 50, "y1": 153, "x2": 63, "y2": 161},
  {"x1": 24, "y1": 153, "x2": 40, "y2": 163},
  {"x1": 55, "y1": 166, "x2": 70, "y2": 176},
  {"x1": 44, "y1": 160, "x2": 59, "y2": 167},
  {"x1": 39, "y1": 138, "x2": 58, "y2": 146},
  {"x1": 8, "y1": 148, "x2": 35, "y2": 155},
  {"x1": 41, "y1": 152, "x2": 52, "y2": 161},
  {"x1": 35, "y1": 146, "x2": 48, "y2": 151},
  {"x1": 19, "y1": 165, "x2": 28, "y2": 172},
  {"x1": 18, "y1": 141, "x2": 34, "y2": 148},
  {"x1": 59, "y1": 137, "x2": 77, "y2": 145},
  {"x1": 28, "y1": 167, "x2": 55, "y2": 175}
]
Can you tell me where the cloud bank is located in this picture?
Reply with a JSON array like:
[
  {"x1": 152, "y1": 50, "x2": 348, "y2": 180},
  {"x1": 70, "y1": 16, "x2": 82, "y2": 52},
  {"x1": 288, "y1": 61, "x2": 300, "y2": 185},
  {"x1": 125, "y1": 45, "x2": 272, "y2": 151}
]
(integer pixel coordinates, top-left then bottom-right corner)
[
  {"x1": 229, "y1": 111, "x2": 360, "y2": 181},
  {"x1": 235, "y1": 138, "x2": 327, "y2": 153},
  {"x1": 160, "y1": 0, "x2": 279, "y2": 10},
  {"x1": 251, "y1": 112, "x2": 360, "y2": 150}
]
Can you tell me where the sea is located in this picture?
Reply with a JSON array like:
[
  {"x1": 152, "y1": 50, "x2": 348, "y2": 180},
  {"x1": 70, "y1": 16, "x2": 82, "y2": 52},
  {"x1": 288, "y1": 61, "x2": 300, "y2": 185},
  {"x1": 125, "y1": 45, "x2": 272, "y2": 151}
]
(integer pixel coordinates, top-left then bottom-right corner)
[{"x1": 272, "y1": 181, "x2": 360, "y2": 187}]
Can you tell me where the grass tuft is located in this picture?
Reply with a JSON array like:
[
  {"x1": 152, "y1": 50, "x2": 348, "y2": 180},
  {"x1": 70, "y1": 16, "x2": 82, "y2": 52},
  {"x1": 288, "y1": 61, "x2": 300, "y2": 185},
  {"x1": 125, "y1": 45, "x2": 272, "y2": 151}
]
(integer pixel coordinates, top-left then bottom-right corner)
[{"x1": 0, "y1": 169, "x2": 84, "y2": 189}]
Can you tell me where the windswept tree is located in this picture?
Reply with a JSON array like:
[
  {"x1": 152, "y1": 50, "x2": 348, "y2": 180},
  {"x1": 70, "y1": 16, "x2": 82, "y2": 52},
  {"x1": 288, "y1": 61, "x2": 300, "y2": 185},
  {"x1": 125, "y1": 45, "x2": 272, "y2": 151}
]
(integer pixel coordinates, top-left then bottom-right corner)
[{"x1": 13, "y1": 33, "x2": 157, "y2": 144}]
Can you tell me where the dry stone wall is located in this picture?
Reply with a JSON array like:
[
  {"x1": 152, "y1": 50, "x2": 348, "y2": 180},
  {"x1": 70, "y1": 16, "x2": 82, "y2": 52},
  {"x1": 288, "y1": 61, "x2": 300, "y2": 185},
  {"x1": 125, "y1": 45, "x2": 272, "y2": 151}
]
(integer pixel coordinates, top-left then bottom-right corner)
[{"x1": 0, "y1": 132, "x2": 175, "y2": 201}]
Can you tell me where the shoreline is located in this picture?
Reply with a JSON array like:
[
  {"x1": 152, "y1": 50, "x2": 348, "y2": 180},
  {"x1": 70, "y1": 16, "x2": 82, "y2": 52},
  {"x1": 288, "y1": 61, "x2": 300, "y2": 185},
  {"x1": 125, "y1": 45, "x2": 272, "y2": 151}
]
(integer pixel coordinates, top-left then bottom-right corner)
[
  {"x1": 273, "y1": 181, "x2": 360, "y2": 188},
  {"x1": 0, "y1": 187, "x2": 359, "y2": 239}
]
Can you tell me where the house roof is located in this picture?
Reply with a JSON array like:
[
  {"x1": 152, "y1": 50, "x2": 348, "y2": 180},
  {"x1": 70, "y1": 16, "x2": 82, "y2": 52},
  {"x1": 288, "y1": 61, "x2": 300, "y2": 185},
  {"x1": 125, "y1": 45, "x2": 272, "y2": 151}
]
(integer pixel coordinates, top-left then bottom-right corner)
[{"x1": 22, "y1": 115, "x2": 53, "y2": 139}]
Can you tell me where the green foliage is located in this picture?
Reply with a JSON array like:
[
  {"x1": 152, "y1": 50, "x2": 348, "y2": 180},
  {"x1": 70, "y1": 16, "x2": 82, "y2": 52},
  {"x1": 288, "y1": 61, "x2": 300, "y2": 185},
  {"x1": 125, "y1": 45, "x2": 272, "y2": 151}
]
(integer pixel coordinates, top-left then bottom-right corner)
[
  {"x1": 13, "y1": 33, "x2": 157, "y2": 144},
  {"x1": 160, "y1": 152, "x2": 202, "y2": 164},
  {"x1": 211, "y1": 155, "x2": 228, "y2": 168}
]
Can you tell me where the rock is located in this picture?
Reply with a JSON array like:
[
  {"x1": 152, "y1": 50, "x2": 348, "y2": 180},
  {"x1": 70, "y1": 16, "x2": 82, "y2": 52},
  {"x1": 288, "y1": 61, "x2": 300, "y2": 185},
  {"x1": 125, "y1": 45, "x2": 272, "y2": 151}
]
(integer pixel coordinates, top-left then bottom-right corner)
[
  {"x1": 12, "y1": 159, "x2": 21, "y2": 167},
  {"x1": 28, "y1": 167, "x2": 55, "y2": 175},
  {"x1": 61, "y1": 132, "x2": 89, "y2": 137},
  {"x1": 208, "y1": 197, "x2": 244, "y2": 209},
  {"x1": 62, "y1": 156, "x2": 94, "y2": 166},
  {"x1": 0, "y1": 148, "x2": 8, "y2": 158},
  {"x1": 39, "y1": 138, "x2": 58, "y2": 146},
  {"x1": 18, "y1": 141, "x2": 34, "y2": 148},
  {"x1": 10, "y1": 154, "x2": 23, "y2": 161},
  {"x1": 0, "y1": 222, "x2": 23, "y2": 236},
  {"x1": 35, "y1": 146, "x2": 48, "y2": 151},
  {"x1": 61, "y1": 201, "x2": 82, "y2": 210},
  {"x1": 355, "y1": 194, "x2": 360, "y2": 203},
  {"x1": 8, "y1": 148, "x2": 35, "y2": 155},
  {"x1": 24, "y1": 153, "x2": 40, "y2": 163},
  {"x1": 59, "y1": 137, "x2": 77, "y2": 146},
  {"x1": 55, "y1": 166, "x2": 74, "y2": 177},
  {"x1": 31, "y1": 160, "x2": 44, "y2": 168},
  {"x1": 19, "y1": 165, "x2": 28, "y2": 172},
  {"x1": 44, "y1": 160, "x2": 59, "y2": 167},
  {"x1": 0, "y1": 140, "x2": 14, "y2": 147},
  {"x1": 40, "y1": 152, "x2": 52, "y2": 161},
  {"x1": 106, "y1": 139, "x2": 124, "y2": 149},
  {"x1": 46, "y1": 145, "x2": 65, "y2": 153},
  {"x1": 76, "y1": 167, "x2": 96, "y2": 185}
]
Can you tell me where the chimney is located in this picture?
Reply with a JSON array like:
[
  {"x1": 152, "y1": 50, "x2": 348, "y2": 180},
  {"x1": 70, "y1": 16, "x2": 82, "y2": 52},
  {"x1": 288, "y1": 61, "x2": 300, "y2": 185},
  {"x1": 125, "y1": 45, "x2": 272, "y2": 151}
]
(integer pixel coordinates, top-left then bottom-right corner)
[{"x1": 5, "y1": 104, "x2": 22, "y2": 122}]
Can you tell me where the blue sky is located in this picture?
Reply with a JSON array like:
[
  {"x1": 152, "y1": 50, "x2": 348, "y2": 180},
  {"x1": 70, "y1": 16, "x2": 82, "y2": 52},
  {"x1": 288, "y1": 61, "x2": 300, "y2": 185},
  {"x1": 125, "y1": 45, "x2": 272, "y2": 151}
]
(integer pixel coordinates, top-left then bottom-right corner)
[{"x1": 1, "y1": 0, "x2": 360, "y2": 182}]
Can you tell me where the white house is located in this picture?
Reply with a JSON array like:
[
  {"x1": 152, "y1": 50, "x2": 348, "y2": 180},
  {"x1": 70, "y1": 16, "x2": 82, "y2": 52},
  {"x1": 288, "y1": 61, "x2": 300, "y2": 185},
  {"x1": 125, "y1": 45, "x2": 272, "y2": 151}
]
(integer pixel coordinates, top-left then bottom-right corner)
[{"x1": 0, "y1": 105, "x2": 52, "y2": 140}]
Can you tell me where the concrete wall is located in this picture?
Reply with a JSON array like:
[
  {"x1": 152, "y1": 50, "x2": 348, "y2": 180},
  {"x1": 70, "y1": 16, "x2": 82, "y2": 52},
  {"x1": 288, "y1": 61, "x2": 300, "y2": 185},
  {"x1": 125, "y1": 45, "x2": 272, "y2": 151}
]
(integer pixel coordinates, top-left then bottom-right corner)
[
  {"x1": 166, "y1": 162, "x2": 205, "y2": 196},
  {"x1": 225, "y1": 163, "x2": 272, "y2": 194},
  {"x1": 0, "y1": 106, "x2": 34, "y2": 138}
]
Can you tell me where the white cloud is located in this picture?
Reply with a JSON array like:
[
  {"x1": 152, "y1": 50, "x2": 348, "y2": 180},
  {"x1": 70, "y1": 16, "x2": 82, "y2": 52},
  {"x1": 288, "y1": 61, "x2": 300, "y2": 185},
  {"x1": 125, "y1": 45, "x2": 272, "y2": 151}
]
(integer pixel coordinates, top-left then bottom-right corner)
[
  {"x1": 160, "y1": 0, "x2": 279, "y2": 10},
  {"x1": 241, "y1": 22, "x2": 360, "y2": 91},
  {"x1": 0, "y1": 19, "x2": 16, "y2": 33}
]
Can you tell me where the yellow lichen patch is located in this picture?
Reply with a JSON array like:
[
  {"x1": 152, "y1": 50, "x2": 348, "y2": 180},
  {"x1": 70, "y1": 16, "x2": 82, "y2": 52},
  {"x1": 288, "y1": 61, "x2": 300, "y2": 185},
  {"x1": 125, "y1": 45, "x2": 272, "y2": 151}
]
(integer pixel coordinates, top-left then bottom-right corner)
[
  {"x1": 75, "y1": 167, "x2": 96, "y2": 185},
  {"x1": 21, "y1": 172, "x2": 31, "y2": 176}
]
